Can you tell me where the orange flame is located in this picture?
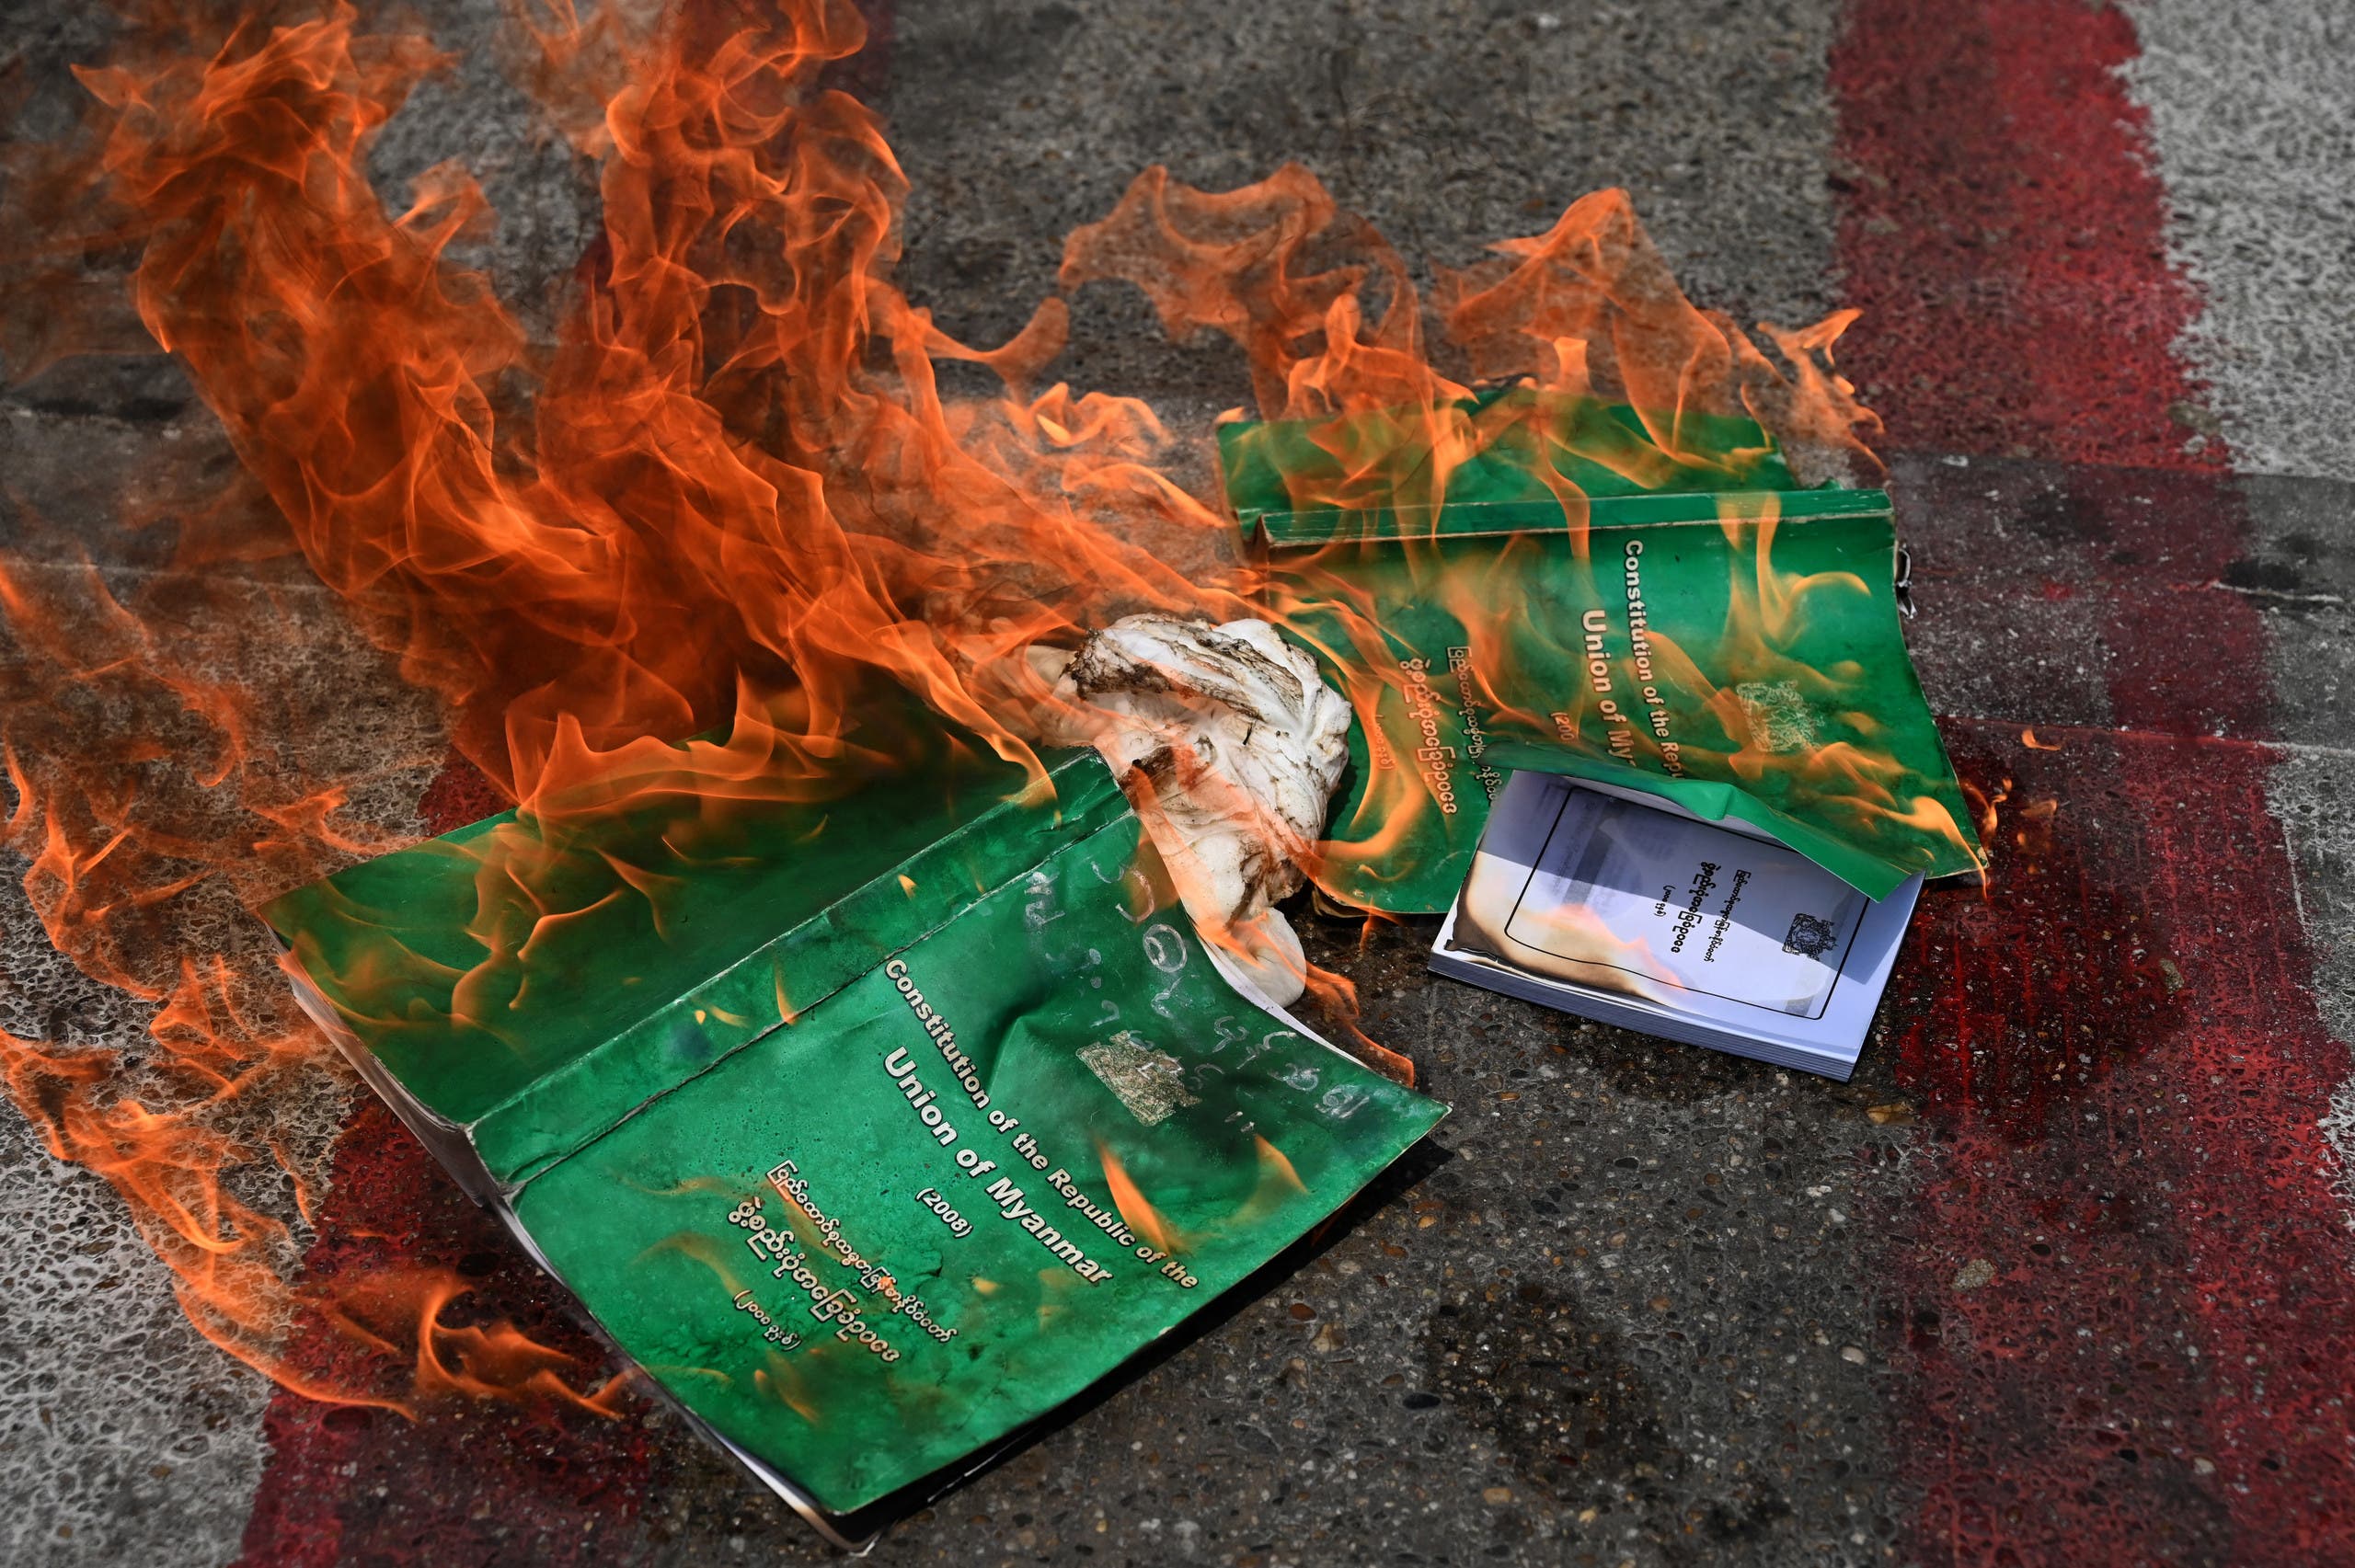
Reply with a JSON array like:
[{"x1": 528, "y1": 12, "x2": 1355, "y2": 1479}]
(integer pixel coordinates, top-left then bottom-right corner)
[
  {"x1": 323, "y1": 1265, "x2": 635, "y2": 1416},
  {"x1": 1227, "y1": 1134, "x2": 1311, "y2": 1229},
  {"x1": 1096, "y1": 1140, "x2": 1181, "y2": 1255},
  {"x1": 0, "y1": 0, "x2": 1886, "y2": 1415}
]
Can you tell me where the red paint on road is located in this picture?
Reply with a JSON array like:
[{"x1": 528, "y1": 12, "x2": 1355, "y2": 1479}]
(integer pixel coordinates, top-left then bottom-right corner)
[
  {"x1": 234, "y1": 1102, "x2": 654, "y2": 1568},
  {"x1": 1832, "y1": 0, "x2": 2222, "y2": 473},
  {"x1": 1882, "y1": 723, "x2": 2355, "y2": 1562},
  {"x1": 413, "y1": 749, "x2": 509, "y2": 836},
  {"x1": 1836, "y1": 6, "x2": 2353, "y2": 1562}
]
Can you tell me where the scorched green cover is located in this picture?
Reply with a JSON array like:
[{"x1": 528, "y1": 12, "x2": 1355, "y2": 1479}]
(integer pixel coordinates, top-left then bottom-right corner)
[
  {"x1": 263, "y1": 733, "x2": 1443, "y2": 1531},
  {"x1": 1219, "y1": 393, "x2": 1982, "y2": 912}
]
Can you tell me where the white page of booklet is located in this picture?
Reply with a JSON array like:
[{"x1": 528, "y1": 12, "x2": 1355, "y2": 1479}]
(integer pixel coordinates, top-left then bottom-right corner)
[{"x1": 1434, "y1": 771, "x2": 1922, "y2": 1074}]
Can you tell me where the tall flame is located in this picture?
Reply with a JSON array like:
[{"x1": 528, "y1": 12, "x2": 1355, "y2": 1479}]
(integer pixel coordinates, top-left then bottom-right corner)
[{"x1": 0, "y1": 0, "x2": 1884, "y2": 1411}]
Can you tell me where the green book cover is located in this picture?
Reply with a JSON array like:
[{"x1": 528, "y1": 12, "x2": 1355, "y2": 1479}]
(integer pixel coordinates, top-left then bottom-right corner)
[
  {"x1": 262, "y1": 731, "x2": 1444, "y2": 1539},
  {"x1": 1218, "y1": 391, "x2": 1983, "y2": 913}
]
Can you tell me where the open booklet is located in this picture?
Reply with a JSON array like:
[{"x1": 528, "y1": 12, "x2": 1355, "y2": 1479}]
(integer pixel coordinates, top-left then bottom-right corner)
[
  {"x1": 262, "y1": 730, "x2": 1444, "y2": 1549},
  {"x1": 1431, "y1": 770, "x2": 1921, "y2": 1080}
]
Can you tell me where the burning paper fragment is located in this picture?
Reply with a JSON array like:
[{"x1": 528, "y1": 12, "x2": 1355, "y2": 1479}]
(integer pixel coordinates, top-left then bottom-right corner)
[{"x1": 1032, "y1": 615, "x2": 1350, "y2": 1004}]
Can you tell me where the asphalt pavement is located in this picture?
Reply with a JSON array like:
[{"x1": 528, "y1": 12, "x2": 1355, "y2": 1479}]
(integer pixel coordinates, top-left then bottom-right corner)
[{"x1": 4, "y1": 2, "x2": 2352, "y2": 1564}]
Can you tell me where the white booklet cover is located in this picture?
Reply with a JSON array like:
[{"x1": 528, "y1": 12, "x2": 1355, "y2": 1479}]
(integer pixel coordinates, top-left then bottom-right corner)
[{"x1": 1430, "y1": 771, "x2": 1922, "y2": 1080}]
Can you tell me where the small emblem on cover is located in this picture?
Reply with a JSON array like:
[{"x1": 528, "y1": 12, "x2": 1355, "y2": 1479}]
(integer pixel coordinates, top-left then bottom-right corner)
[
  {"x1": 1735, "y1": 679, "x2": 1819, "y2": 754},
  {"x1": 1079, "y1": 1032, "x2": 1201, "y2": 1126},
  {"x1": 1783, "y1": 912, "x2": 1839, "y2": 958}
]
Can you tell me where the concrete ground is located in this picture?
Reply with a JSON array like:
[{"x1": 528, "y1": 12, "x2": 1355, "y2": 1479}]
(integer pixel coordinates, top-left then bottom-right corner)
[{"x1": 4, "y1": 1, "x2": 2353, "y2": 1565}]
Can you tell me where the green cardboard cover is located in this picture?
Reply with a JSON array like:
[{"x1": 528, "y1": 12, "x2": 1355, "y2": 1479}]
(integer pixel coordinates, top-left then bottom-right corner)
[
  {"x1": 1218, "y1": 395, "x2": 1982, "y2": 911},
  {"x1": 263, "y1": 736, "x2": 1443, "y2": 1522}
]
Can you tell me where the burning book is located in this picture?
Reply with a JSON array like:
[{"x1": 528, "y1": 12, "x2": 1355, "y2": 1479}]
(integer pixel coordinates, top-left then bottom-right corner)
[
  {"x1": 262, "y1": 719, "x2": 1442, "y2": 1545},
  {"x1": 1219, "y1": 387, "x2": 1979, "y2": 1072},
  {"x1": 1221, "y1": 393, "x2": 1982, "y2": 915}
]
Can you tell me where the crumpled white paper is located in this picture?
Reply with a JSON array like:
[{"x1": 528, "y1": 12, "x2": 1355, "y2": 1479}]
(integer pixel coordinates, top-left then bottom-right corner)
[{"x1": 1030, "y1": 613, "x2": 1351, "y2": 1005}]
